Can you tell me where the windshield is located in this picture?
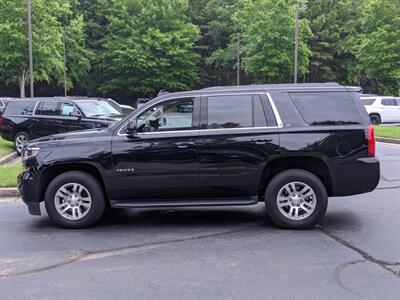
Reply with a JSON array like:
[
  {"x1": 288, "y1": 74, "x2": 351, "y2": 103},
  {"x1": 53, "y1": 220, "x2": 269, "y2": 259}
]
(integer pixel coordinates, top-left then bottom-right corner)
[
  {"x1": 104, "y1": 99, "x2": 122, "y2": 112},
  {"x1": 77, "y1": 100, "x2": 122, "y2": 117}
]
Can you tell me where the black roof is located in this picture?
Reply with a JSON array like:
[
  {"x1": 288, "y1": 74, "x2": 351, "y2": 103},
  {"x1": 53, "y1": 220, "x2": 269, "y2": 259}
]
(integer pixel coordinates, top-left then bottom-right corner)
[
  {"x1": 151, "y1": 82, "x2": 361, "y2": 101},
  {"x1": 4, "y1": 96, "x2": 108, "y2": 103}
]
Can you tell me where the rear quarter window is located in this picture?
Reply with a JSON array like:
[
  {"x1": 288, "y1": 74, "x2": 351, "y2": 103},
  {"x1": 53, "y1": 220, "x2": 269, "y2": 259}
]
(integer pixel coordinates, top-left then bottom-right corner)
[
  {"x1": 4, "y1": 101, "x2": 35, "y2": 116},
  {"x1": 289, "y1": 92, "x2": 363, "y2": 126},
  {"x1": 361, "y1": 98, "x2": 376, "y2": 105}
]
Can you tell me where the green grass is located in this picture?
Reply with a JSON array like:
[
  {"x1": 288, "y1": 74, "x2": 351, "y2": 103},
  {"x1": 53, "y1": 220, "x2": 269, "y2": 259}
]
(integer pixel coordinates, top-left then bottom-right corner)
[
  {"x1": 374, "y1": 125, "x2": 400, "y2": 139},
  {"x1": 0, "y1": 162, "x2": 22, "y2": 188},
  {"x1": 0, "y1": 136, "x2": 14, "y2": 157}
]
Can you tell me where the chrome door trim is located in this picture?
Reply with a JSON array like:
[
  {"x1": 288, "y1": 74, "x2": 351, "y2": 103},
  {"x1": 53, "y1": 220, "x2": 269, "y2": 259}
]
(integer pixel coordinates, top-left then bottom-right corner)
[{"x1": 117, "y1": 92, "x2": 283, "y2": 136}]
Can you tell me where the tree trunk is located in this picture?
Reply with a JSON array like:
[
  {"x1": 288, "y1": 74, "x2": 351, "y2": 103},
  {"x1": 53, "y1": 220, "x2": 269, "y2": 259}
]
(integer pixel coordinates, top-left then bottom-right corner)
[{"x1": 18, "y1": 67, "x2": 25, "y2": 98}]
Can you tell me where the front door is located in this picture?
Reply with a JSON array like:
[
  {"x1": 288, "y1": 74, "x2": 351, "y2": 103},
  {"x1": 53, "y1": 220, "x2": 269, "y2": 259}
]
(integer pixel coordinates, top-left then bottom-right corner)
[
  {"x1": 197, "y1": 93, "x2": 280, "y2": 198},
  {"x1": 109, "y1": 97, "x2": 200, "y2": 201}
]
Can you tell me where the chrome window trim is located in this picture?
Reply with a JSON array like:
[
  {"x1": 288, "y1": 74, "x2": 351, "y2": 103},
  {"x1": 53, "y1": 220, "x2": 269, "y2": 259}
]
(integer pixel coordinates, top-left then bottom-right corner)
[
  {"x1": 33, "y1": 100, "x2": 83, "y2": 118},
  {"x1": 265, "y1": 92, "x2": 283, "y2": 128},
  {"x1": 117, "y1": 92, "x2": 283, "y2": 136},
  {"x1": 32, "y1": 100, "x2": 39, "y2": 115}
]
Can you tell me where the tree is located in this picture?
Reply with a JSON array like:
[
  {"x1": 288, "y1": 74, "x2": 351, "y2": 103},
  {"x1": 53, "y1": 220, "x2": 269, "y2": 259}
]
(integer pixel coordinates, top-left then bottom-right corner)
[
  {"x1": 234, "y1": 0, "x2": 312, "y2": 83},
  {"x1": 305, "y1": 0, "x2": 341, "y2": 82},
  {"x1": 97, "y1": 0, "x2": 200, "y2": 96},
  {"x1": 61, "y1": 9, "x2": 92, "y2": 91},
  {"x1": 0, "y1": 0, "x2": 90, "y2": 96},
  {"x1": 189, "y1": 0, "x2": 242, "y2": 86},
  {"x1": 354, "y1": 0, "x2": 400, "y2": 95},
  {"x1": 0, "y1": 0, "x2": 67, "y2": 97}
]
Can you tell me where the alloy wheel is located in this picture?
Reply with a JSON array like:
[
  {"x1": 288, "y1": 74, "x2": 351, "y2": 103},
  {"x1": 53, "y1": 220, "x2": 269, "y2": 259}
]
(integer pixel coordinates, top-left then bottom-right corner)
[
  {"x1": 276, "y1": 181, "x2": 317, "y2": 221},
  {"x1": 54, "y1": 183, "x2": 92, "y2": 220},
  {"x1": 15, "y1": 134, "x2": 28, "y2": 153}
]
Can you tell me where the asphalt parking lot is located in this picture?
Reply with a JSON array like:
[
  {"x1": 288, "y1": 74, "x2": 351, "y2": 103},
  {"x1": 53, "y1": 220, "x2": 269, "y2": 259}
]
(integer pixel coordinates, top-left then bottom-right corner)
[{"x1": 0, "y1": 142, "x2": 399, "y2": 299}]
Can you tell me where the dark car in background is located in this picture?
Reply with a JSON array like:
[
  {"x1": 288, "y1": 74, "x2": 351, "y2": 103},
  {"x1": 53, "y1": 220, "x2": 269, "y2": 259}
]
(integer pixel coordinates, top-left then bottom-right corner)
[
  {"x1": 0, "y1": 97, "x2": 124, "y2": 153},
  {"x1": 0, "y1": 97, "x2": 11, "y2": 115},
  {"x1": 18, "y1": 83, "x2": 379, "y2": 229}
]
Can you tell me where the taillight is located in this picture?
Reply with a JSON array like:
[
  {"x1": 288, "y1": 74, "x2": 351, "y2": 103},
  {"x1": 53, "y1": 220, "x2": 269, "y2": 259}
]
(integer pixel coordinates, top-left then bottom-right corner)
[{"x1": 366, "y1": 125, "x2": 375, "y2": 157}]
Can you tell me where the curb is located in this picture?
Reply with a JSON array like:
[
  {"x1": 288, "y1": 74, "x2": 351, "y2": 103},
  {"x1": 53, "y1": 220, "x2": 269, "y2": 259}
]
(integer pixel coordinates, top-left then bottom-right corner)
[
  {"x1": 0, "y1": 151, "x2": 18, "y2": 165},
  {"x1": 0, "y1": 187, "x2": 19, "y2": 198},
  {"x1": 376, "y1": 137, "x2": 400, "y2": 145}
]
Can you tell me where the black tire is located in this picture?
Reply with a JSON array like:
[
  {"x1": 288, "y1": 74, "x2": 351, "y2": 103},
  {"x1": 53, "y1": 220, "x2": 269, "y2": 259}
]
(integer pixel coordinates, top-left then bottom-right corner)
[
  {"x1": 264, "y1": 169, "x2": 328, "y2": 229},
  {"x1": 14, "y1": 131, "x2": 30, "y2": 155},
  {"x1": 44, "y1": 171, "x2": 106, "y2": 229},
  {"x1": 369, "y1": 114, "x2": 381, "y2": 125}
]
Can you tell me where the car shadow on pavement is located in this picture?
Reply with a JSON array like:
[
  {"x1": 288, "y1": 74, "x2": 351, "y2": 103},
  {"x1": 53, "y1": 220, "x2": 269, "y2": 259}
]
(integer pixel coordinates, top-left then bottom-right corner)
[
  {"x1": 320, "y1": 210, "x2": 362, "y2": 231},
  {"x1": 28, "y1": 204, "x2": 280, "y2": 231}
]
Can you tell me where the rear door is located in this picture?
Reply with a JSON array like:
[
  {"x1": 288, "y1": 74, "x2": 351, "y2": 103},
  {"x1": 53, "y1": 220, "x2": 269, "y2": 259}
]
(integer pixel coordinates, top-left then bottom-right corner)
[
  {"x1": 197, "y1": 92, "x2": 280, "y2": 198},
  {"x1": 381, "y1": 98, "x2": 400, "y2": 122},
  {"x1": 31, "y1": 101, "x2": 63, "y2": 137}
]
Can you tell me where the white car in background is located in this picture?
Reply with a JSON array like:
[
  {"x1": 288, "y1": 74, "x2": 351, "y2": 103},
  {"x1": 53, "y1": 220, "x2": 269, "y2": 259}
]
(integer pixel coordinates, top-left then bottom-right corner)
[{"x1": 361, "y1": 96, "x2": 400, "y2": 124}]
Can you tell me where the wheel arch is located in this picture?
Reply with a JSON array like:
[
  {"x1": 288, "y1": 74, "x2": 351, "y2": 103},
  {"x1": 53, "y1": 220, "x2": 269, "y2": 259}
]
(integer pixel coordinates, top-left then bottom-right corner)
[
  {"x1": 40, "y1": 163, "x2": 109, "y2": 206},
  {"x1": 258, "y1": 156, "x2": 333, "y2": 198},
  {"x1": 369, "y1": 112, "x2": 381, "y2": 123}
]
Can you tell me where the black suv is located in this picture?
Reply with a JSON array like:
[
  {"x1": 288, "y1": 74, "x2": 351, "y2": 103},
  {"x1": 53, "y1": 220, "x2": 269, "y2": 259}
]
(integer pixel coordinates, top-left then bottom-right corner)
[
  {"x1": 0, "y1": 97, "x2": 123, "y2": 153},
  {"x1": 18, "y1": 83, "x2": 380, "y2": 229}
]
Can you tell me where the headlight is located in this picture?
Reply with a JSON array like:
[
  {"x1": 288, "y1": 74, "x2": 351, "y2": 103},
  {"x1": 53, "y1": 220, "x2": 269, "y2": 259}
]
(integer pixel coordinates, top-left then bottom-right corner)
[{"x1": 22, "y1": 147, "x2": 40, "y2": 160}]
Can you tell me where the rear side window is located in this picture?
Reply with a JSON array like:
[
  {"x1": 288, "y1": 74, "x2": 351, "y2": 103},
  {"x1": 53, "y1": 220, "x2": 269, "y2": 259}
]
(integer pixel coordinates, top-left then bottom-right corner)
[
  {"x1": 382, "y1": 99, "x2": 397, "y2": 106},
  {"x1": 206, "y1": 95, "x2": 267, "y2": 129},
  {"x1": 35, "y1": 101, "x2": 59, "y2": 116},
  {"x1": 289, "y1": 92, "x2": 362, "y2": 126},
  {"x1": 361, "y1": 98, "x2": 376, "y2": 105},
  {"x1": 4, "y1": 101, "x2": 34, "y2": 116}
]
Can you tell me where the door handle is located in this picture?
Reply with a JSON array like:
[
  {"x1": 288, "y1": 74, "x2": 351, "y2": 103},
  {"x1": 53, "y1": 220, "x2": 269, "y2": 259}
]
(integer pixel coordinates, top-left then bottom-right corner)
[
  {"x1": 251, "y1": 139, "x2": 272, "y2": 145},
  {"x1": 175, "y1": 142, "x2": 195, "y2": 149}
]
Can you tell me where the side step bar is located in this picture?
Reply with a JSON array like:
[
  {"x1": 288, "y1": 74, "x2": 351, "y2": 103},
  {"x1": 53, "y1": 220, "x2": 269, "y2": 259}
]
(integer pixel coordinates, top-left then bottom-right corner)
[{"x1": 110, "y1": 197, "x2": 258, "y2": 209}]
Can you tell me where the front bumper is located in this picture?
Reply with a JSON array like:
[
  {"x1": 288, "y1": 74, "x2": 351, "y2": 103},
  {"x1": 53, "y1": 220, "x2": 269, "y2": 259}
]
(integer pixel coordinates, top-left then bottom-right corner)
[
  {"x1": 18, "y1": 171, "x2": 42, "y2": 215},
  {"x1": 330, "y1": 156, "x2": 380, "y2": 197}
]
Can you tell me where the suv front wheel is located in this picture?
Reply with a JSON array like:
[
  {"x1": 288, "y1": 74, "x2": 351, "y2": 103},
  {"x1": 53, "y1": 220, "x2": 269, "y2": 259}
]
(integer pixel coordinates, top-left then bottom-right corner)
[
  {"x1": 14, "y1": 131, "x2": 30, "y2": 155},
  {"x1": 265, "y1": 169, "x2": 328, "y2": 229},
  {"x1": 44, "y1": 171, "x2": 106, "y2": 228}
]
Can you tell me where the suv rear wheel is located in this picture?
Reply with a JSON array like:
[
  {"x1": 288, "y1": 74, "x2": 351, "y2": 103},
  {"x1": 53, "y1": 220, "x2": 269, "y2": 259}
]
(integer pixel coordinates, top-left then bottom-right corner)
[
  {"x1": 369, "y1": 114, "x2": 381, "y2": 125},
  {"x1": 264, "y1": 169, "x2": 328, "y2": 229},
  {"x1": 44, "y1": 171, "x2": 105, "y2": 228},
  {"x1": 14, "y1": 131, "x2": 29, "y2": 155}
]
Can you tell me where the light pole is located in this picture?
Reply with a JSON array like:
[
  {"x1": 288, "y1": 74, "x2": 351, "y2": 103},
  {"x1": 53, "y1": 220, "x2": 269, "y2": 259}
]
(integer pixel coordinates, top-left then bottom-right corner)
[
  {"x1": 236, "y1": 35, "x2": 240, "y2": 86},
  {"x1": 27, "y1": 0, "x2": 34, "y2": 97},
  {"x1": 294, "y1": 2, "x2": 307, "y2": 84},
  {"x1": 63, "y1": 29, "x2": 67, "y2": 96},
  {"x1": 294, "y1": 3, "x2": 299, "y2": 83}
]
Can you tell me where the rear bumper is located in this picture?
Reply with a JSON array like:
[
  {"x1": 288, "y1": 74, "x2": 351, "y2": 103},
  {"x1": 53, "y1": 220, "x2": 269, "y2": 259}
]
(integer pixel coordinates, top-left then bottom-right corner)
[
  {"x1": 18, "y1": 171, "x2": 42, "y2": 215},
  {"x1": 330, "y1": 157, "x2": 380, "y2": 197}
]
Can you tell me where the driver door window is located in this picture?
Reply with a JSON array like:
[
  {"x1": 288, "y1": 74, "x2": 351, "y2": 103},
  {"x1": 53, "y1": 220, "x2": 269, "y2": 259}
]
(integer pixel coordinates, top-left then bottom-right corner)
[
  {"x1": 60, "y1": 103, "x2": 81, "y2": 117},
  {"x1": 137, "y1": 98, "x2": 194, "y2": 132}
]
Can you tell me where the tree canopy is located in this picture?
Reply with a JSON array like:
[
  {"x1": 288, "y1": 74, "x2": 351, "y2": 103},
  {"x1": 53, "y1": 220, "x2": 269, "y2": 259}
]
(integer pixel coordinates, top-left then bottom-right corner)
[{"x1": 0, "y1": 0, "x2": 398, "y2": 99}]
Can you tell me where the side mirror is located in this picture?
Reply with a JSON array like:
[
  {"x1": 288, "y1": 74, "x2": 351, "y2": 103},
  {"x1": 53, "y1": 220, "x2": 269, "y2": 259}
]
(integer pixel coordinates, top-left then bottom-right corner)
[
  {"x1": 126, "y1": 119, "x2": 138, "y2": 136},
  {"x1": 71, "y1": 111, "x2": 82, "y2": 119}
]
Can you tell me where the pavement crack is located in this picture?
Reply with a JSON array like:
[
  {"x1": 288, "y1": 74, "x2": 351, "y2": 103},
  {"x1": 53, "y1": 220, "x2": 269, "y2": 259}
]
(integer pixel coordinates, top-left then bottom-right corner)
[
  {"x1": 0, "y1": 224, "x2": 257, "y2": 280},
  {"x1": 316, "y1": 225, "x2": 400, "y2": 278},
  {"x1": 380, "y1": 175, "x2": 400, "y2": 182},
  {"x1": 375, "y1": 185, "x2": 400, "y2": 191},
  {"x1": 333, "y1": 259, "x2": 365, "y2": 295}
]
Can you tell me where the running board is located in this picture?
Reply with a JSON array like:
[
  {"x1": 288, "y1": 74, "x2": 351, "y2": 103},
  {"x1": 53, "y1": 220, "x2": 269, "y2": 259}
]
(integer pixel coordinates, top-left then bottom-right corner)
[{"x1": 110, "y1": 197, "x2": 258, "y2": 209}]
